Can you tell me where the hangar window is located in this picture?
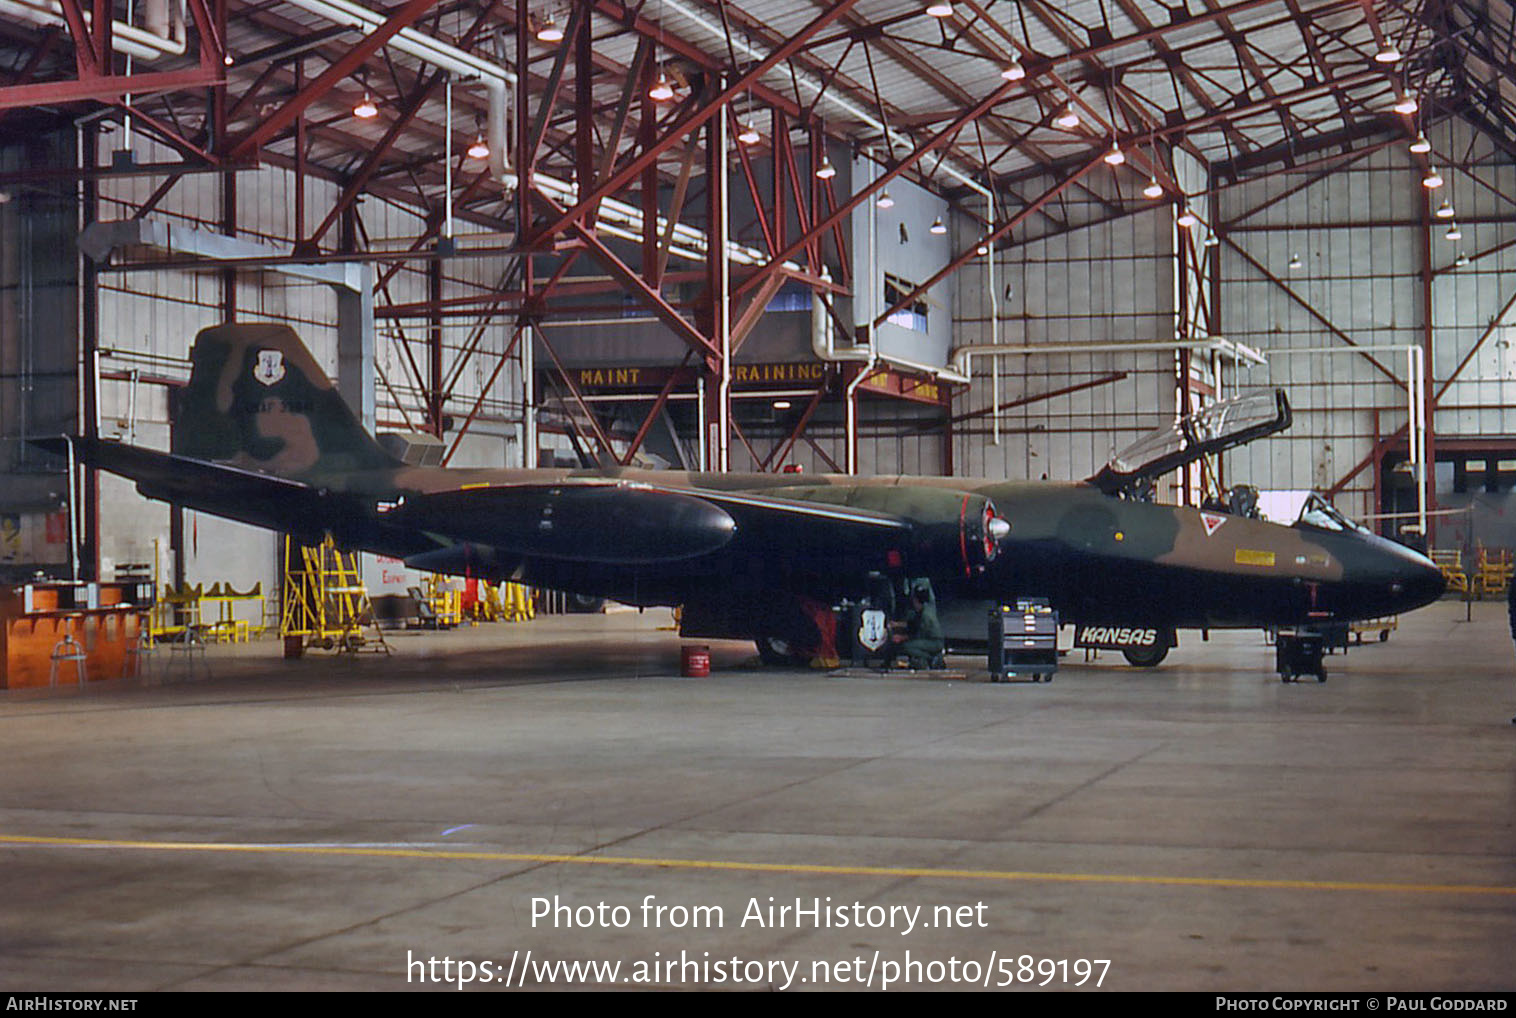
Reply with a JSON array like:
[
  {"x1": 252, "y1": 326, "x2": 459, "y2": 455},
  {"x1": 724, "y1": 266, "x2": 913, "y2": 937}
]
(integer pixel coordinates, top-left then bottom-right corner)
[{"x1": 883, "y1": 274, "x2": 928, "y2": 333}]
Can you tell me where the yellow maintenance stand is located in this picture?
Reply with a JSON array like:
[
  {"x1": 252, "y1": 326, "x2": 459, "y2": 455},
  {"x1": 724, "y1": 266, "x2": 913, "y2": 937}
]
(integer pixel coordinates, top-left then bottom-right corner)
[{"x1": 280, "y1": 536, "x2": 390, "y2": 654}]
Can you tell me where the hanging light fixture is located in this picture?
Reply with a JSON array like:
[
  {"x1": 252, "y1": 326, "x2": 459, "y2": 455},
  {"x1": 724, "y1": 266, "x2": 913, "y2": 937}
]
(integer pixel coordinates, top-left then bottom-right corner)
[
  {"x1": 1409, "y1": 132, "x2": 1431, "y2": 154},
  {"x1": 976, "y1": 243, "x2": 989, "y2": 256},
  {"x1": 772, "y1": 400, "x2": 792, "y2": 410},
  {"x1": 1455, "y1": 251, "x2": 1470, "y2": 267},
  {"x1": 1394, "y1": 92, "x2": 1418, "y2": 114},
  {"x1": 1288, "y1": 252, "x2": 1303, "y2": 270},
  {"x1": 1375, "y1": 43, "x2": 1402, "y2": 63},
  {"x1": 1055, "y1": 104, "x2": 1080, "y2": 129},
  {"x1": 467, "y1": 132, "x2": 490, "y2": 160},
  {"x1": 926, "y1": 1, "x2": 953, "y2": 17},
  {"x1": 1001, "y1": 58, "x2": 1025, "y2": 81},
  {"x1": 353, "y1": 91, "x2": 378, "y2": 119},
  {"x1": 876, "y1": 190, "x2": 895, "y2": 209},
  {"x1": 1143, "y1": 177, "x2": 1163, "y2": 199},
  {"x1": 1422, "y1": 166, "x2": 1444, "y2": 188},
  {"x1": 929, "y1": 216, "x2": 947, "y2": 235},
  {"x1": 649, "y1": 68, "x2": 675, "y2": 102},
  {"x1": 536, "y1": 16, "x2": 564, "y2": 43},
  {"x1": 1445, "y1": 222, "x2": 1462, "y2": 241},
  {"x1": 1435, "y1": 199, "x2": 1455, "y2": 219},
  {"x1": 1103, "y1": 141, "x2": 1125, "y2": 165},
  {"x1": 1176, "y1": 206, "x2": 1198, "y2": 228},
  {"x1": 737, "y1": 120, "x2": 761, "y2": 145}
]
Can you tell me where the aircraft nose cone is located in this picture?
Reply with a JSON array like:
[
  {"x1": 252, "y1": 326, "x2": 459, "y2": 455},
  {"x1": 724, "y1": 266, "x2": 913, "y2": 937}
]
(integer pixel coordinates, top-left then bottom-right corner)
[
  {"x1": 1395, "y1": 555, "x2": 1446, "y2": 612},
  {"x1": 1380, "y1": 543, "x2": 1445, "y2": 613}
]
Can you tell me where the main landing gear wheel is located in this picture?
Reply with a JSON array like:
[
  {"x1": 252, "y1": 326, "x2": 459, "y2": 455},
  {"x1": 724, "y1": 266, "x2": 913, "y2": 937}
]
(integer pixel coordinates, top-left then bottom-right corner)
[
  {"x1": 755, "y1": 633, "x2": 807, "y2": 667},
  {"x1": 1122, "y1": 644, "x2": 1170, "y2": 668}
]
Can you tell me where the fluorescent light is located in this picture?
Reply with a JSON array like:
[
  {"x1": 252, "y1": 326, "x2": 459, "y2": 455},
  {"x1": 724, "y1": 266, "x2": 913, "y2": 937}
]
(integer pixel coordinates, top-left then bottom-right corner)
[
  {"x1": 815, "y1": 154, "x2": 835, "y2": 179},
  {"x1": 1103, "y1": 142, "x2": 1124, "y2": 165},
  {"x1": 1375, "y1": 44, "x2": 1401, "y2": 63},
  {"x1": 876, "y1": 191, "x2": 895, "y2": 209},
  {"x1": 737, "y1": 121, "x2": 760, "y2": 145},
  {"x1": 353, "y1": 92, "x2": 378, "y2": 119},
  {"x1": 1422, "y1": 167, "x2": 1443, "y2": 188},
  {"x1": 1445, "y1": 223, "x2": 1462, "y2": 241},
  {"x1": 1001, "y1": 59, "x2": 1025, "y2": 82},
  {"x1": 1435, "y1": 200, "x2": 1455, "y2": 219},
  {"x1": 1395, "y1": 93, "x2": 1418, "y2": 114},
  {"x1": 1143, "y1": 178, "x2": 1163, "y2": 199},
  {"x1": 1409, "y1": 133, "x2": 1431, "y2": 154},
  {"x1": 1055, "y1": 105, "x2": 1080, "y2": 129},
  {"x1": 926, "y1": 1, "x2": 953, "y2": 17}
]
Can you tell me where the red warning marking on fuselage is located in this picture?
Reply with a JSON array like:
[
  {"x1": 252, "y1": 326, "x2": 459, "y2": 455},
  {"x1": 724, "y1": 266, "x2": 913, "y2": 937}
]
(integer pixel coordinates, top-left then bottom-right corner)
[{"x1": 1200, "y1": 512, "x2": 1228, "y2": 537}]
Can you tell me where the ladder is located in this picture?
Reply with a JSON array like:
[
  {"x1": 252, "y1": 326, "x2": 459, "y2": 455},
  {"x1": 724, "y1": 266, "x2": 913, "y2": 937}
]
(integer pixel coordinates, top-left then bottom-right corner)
[{"x1": 280, "y1": 536, "x2": 391, "y2": 654}]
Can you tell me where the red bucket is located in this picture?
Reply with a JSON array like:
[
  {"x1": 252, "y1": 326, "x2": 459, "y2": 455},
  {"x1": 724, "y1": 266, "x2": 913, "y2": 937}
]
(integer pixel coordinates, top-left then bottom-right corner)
[{"x1": 680, "y1": 644, "x2": 711, "y2": 678}]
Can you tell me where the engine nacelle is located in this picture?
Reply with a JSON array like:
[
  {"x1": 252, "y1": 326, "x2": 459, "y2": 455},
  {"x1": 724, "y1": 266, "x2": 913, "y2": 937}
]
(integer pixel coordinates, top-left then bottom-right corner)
[
  {"x1": 906, "y1": 491, "x2": 1005, "y2": 577},
  {"x1": 780, "y1": 485, "x2": 1007, "y2": 577}
]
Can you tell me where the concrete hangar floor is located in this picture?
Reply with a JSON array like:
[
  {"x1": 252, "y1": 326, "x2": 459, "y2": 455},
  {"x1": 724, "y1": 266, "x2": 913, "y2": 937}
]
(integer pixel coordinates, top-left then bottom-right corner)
[{"x1": 1, "y1": 600, "x2": 1513, "y2": 993}]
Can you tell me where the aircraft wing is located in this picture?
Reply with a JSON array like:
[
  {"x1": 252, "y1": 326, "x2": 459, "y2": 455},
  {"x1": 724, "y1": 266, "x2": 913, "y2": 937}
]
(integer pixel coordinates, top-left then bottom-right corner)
[
  {"x1": 389, "y1": 480, "x2": 911, "y2": 571},
  {"x1": 37, "y1": 436, "x2": 328, "y2": 539}
]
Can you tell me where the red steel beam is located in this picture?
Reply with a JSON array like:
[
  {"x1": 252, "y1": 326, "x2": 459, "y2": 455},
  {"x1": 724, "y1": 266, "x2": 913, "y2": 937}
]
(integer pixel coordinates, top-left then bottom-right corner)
[
  {"x1": 0, "y1": 66, "x2": 221, "y2": 109},
  {"x1": 763, "y1": 381, "x2": 831, "y2": 471},
  {"x1": 532, "y1": 0, "x2": 862, "y2": 245},
  {"x1": 544, "y1": 193, "x2": 721, "y2": 363},
  {"x1": 227, "y1": 0, "x2": 444, "y2": 161},
  {"x1": 736, "y1": 66, "x2": 1047, "y2": 298},
  {"x1": 621, "y1": 352, "x2": 693, "y2": 466}
]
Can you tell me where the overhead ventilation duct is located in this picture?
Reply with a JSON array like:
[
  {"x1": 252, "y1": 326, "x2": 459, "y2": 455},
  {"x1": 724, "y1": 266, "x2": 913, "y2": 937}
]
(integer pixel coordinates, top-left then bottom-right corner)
[
  {"x1": 282, "y1": 0, "x2": 512, "y2": 185},
  {"x1": 0, "y1": 0, "x2": 186, "y2": 61}
]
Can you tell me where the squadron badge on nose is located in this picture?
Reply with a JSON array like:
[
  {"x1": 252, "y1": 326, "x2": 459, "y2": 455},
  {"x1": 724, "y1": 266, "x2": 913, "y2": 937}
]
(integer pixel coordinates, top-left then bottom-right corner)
[{"x1": 253, "y1": 349, "x2": 286, "y2": 386}]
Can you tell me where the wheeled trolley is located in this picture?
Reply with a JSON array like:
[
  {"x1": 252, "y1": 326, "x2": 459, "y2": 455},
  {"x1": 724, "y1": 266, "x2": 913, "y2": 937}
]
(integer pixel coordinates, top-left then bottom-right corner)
[
  {"x1": 988, "y1": 600, "x2": 1059, "y2": 683},
  {"x1": 1275, "y1": 628, "x2": 1327, "y2": 683}
]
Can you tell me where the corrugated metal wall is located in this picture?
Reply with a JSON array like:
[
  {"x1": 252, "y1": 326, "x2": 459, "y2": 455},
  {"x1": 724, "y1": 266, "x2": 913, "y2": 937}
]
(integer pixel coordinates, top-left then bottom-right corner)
[
  {"x1": 1216, "y1": 118, "x2": 1516, "y2": 529},
  {"x1": 951, "y1": 175, "x2": 1181, "y2": 489}
]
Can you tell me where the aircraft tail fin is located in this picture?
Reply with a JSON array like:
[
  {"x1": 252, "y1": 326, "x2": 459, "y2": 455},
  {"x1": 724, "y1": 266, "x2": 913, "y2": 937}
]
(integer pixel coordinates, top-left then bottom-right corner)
[{"x1": 174, "y1": 322, "x2": 400, "y2": 477}]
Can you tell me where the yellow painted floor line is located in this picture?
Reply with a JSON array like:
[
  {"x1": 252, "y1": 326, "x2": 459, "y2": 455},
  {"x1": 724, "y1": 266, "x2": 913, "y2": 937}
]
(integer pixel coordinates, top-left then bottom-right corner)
[{"x1": 1, "y1": 833, "x2": 1512, "y2": 897}]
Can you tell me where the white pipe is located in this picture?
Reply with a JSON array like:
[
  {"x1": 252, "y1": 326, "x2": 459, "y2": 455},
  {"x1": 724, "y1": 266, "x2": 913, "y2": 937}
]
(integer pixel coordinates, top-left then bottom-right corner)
[
  {"x1": 444, "y1": 78, "x2": 453, "y2": 239},
  {"x1": 987, "y1": 209, "x2": 1000, "y2": 445},
  {"x1": 0, "y1": 0, "x2": 185, "y2": 60},
  {"x1": 811, "y1": 269, "x2": 868, "y2": 364},
  {"x1": 521, "y1": 324, "x2": 535, "y2": 468},
  {"x1": 717, "y1": 91, "x2": 731, "y2": 473},
  {"x1": 952, "y1": 337, "x2": 1265, "y2": 379}
]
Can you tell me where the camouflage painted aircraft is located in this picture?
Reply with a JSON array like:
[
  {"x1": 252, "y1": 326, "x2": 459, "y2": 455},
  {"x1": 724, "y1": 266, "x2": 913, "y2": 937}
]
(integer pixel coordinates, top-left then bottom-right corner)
[{"x1": 55, "y1": 323, "x2": 1444, "y2": 667}]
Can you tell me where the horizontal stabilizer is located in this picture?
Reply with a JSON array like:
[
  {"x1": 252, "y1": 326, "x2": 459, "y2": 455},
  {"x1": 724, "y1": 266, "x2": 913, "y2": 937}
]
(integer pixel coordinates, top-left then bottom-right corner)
[
  {"x1": 389, "y1": 482, "x2": 737, "y2": 565},
  {"x1": 39, "y1": 437, "x2": 326, "y2": 540}
]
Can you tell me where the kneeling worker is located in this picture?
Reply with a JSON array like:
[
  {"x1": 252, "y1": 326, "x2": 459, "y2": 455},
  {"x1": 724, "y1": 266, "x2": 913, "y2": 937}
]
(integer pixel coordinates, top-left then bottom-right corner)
[{"x1": 889, "y1": 578, "x2": 945, "y2": 669}]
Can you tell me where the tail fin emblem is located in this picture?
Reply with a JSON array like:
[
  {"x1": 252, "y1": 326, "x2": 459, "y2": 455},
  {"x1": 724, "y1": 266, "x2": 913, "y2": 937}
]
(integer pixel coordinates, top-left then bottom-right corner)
[{"x1": 253, "y1": 349, "x2": 286, "y2": 386}]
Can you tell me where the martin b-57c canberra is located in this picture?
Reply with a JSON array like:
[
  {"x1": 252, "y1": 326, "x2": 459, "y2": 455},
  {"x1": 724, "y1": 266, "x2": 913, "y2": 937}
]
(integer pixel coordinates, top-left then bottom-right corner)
[{"x1": 54, "y1": 323, "x2": 1444, "y2": 669}]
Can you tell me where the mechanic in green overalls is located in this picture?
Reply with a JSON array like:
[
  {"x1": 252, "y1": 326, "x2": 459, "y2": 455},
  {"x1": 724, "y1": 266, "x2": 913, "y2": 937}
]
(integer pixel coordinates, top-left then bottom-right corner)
[{"x1": 889, "y1": 577, "x2": 945, "y2": 669}]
